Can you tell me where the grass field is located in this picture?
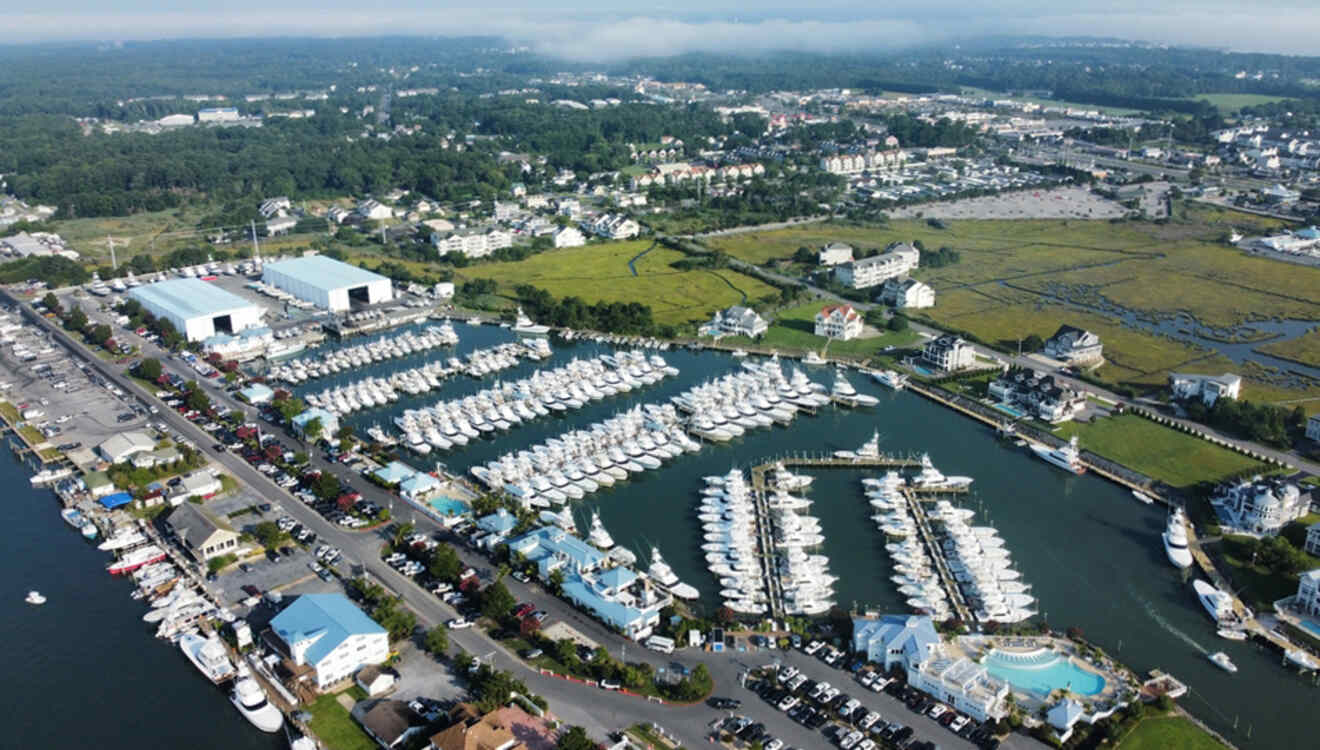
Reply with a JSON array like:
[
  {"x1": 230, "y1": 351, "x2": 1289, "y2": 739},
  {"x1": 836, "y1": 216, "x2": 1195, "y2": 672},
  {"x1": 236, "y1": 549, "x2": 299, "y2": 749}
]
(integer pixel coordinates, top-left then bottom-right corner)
[
  {"x1": 1190, "y1": 93, "x2": 1290, "y2": 112},
  {"x1": 306, "y1": 691, "x2": 376, "y2": 750},
  {"x1": 716, "y1": 301, "x2": 922, "y2": 359},
  {"x1": 1117, "y1": 716, "x2": 1228, "y2": 750},
  {"x1": 1256, "y1": 328, "x2": 1320, "y2": 368},
  {"x1": 1217, "y1": 534, "x2": 1319, "y2": 610},
  {"x1": 1055, "y1": 414, "x2": 1265, "y2": 488},
  {"x1": 461, "y1": 240, "x2": 781, "y2": 327}
]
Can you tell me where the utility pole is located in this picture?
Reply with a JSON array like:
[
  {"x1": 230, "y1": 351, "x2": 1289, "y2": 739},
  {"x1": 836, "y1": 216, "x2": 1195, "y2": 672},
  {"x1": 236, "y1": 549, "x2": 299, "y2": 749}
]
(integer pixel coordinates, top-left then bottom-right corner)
[{"x1": 106, "y1": 235, "x2": 118, "y2": 269}]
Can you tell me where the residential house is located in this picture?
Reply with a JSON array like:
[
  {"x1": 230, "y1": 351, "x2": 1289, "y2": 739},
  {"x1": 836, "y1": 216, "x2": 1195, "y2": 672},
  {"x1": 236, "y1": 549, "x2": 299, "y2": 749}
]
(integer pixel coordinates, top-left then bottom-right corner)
[
  {"x1": 259, "y1": 197, "x2": 292, "y2": 218},
  {"x1": 852, "y1": 614, "x2": 941, "y2": 672},
  {"x1": 818, "y1": 242, "x2": 854, "y2": 266},
  {"x1": 1297, "y1": 569, "x2": 1320, "y2": 618},
  {"x1": 356, "y1": 665, "x2": 396, "y2": 697},
  {"x1": 556, "y1": 198, "x2": 581, "y2": 218},
  {"x1": 553, "y1": 226, "x2": 586, "y2": 248},
  {"x1": 268, "y1": 594, "x2": 390, "y2": 691},
  {"x1": 705, "y1": 306, "x2": 769, "y2": 338},
  {"x1": 922, "y1": 335, "x2": 976, "y2": 372},
  {"x1": 266, "y1": 216, "x2": 298, "y2": 236},
  {"x1": 878, "y1": 277, "x2": 935, "y2": 309},
  {"x1": 356, "y1": 700, "x2": 423, "y2": 749},
  {"x1": 1169, "y1": 372, "x2": 1242, "y2": 406},
  {"x1": 291, "y1": 408, "x2": 340, "y2": 440},
  {"x1": 97, "y1": 431, "x2": 156, "y2": 464},
  {"x1": 987, "y1": 370, "x2": 1086, "y2": 423},
  {"x1": 834, "y1": 243, "x2": 920, "y2": 289},
  {"x1": 814, "y1": 305, "x2": 864, "y2": 341},
  {"x1": 428, "y1": 703, "x2": 529, "y2": 750},
  {"x1": 1304, "y1": 523, "x2": 1320, "y2": 557},
  {"x1": 1212, "y1": 476, "x2": 1308, "y2": 537},
  {"x1": 1042, "y1": 325, "x2": 1104, "y2": 366},
  {"x1": 493, "y1": 201, "x2": 520, "y2": 222},
  {"x1": 356, "y1": 199, "x2": 394, "y2": 222},
  {"x1": 172, "y1": 470, "x2": 222, "y2": 505},
  {"x1": 589, "y1": 213, "x2": 639, "y2": 240},
  {"x1": 326, "y1": 206, "x2": 353, "y2": 225},
  {"x1": 165, "y1": 502, "x2": 240, "y2": 561},
  {"x1": 1307, "y1": 414, "x2": 1320, "y2": 443}
]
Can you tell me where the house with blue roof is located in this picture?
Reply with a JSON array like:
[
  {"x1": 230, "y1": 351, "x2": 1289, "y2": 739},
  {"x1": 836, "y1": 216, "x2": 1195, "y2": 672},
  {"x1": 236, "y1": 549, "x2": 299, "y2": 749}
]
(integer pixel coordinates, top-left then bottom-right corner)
[
  {"x1": 373, "y1": 461, "x2": 416, "y2": 486},
  {"x1": 291, "y1": 407, "x2": 340, "y2": 440},
  {"x1": 237, "y1": 382, "x2": 275, "y2": 405},
  {"x1": 399, "y1": 472, "x2": 441, "y2": 502},
  {"x1": 852, "y1": 614, "x2": 940, "y2": 671},
  {"x1": 562, "y1": 570, "x2": 668, "y2": 640},
  {"x1": 268, "y1": 594, "x2": 389, "y2": 690},
  {"x1": 507, "y1": 526, "x2": 606, "y2": 579}
]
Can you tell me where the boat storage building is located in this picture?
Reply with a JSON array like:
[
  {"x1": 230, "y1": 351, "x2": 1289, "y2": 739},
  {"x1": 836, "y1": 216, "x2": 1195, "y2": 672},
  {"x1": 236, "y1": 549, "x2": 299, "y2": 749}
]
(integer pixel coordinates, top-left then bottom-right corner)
[
  {"x1": 261, "y1": 255, "x2": 393, "y2": 312},
  {"x1": 128, "y1": 278, "x2": 263, "y2": 342}
]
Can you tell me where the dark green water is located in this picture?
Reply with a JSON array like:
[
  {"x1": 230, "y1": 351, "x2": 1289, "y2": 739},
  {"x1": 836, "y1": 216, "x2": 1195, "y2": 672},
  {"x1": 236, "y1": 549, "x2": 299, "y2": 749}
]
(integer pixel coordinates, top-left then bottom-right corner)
[
  {"x1": 321, "y1": 323, "x2": 1317, "y2": 750},
  {"x1": 2, "y1": 449, "x2": 283, "y2": 750}
]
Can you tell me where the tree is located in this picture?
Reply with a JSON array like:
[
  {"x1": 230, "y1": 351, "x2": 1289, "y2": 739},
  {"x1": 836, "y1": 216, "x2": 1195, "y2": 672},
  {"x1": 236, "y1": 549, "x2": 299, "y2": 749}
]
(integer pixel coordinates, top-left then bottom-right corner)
[
  {"x1": 392, "y1": 522, "x2": 415, "y2": 549},
  {"x1": 424, "y1": 624, "x2": 449, "y2": 657},
  {"x1": 1022, "y1": 334, "x2": 1045, "y2": 352},
  {"x1": 40, "y1": 292, "x2": 60, "y2": 313},
  {"x1": 185, "y1": 383, "x2": 211, "y2": 412},
  {"x1": 273, "y1": 396, "x2": 307, "y2": 421},
  {"x1": 481, "y1": 580, "x2": 516, "y2": 621},
  {"x1": 555, "y1": 726, "x2": 596, "y2": 750},
  {"x1": 548, "y1": 567, "x2": 566, "y2": 595},
  {"x1": 429, "y1": 543, "x2": 463, "y2": 583},
  {"x1": 887, "y1": 313, "x2": 909, "y2": 332},
  {"x1": 251, "y1": 520, "x2": 288, "y2": 549},
  {"x1": 137, "y1": 357, "x2": 162, "y2": 382},
  {"x1": 302, "y1": 417, "x2": 324, "y2": 443},
  {"x1": 63, "y1": 307, "x2": 87, "y2": 331}
]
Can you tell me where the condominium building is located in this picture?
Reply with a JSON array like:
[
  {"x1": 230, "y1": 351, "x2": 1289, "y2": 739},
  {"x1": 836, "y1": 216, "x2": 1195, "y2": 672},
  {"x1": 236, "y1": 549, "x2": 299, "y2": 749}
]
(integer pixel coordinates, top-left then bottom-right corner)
[
  {"x1": 834, "y1": 243, "x2": 920, "y2": 289},
  {"x1": 818, "y1": 242, "x2": 855, "y2": 267}
]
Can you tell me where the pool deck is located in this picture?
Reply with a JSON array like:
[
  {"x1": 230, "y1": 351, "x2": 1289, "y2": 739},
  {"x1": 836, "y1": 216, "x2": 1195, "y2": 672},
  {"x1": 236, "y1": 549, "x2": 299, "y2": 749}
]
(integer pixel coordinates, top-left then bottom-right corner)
[{"x1": 958, "y1": 634, "x2": 1131, "y2": 711}]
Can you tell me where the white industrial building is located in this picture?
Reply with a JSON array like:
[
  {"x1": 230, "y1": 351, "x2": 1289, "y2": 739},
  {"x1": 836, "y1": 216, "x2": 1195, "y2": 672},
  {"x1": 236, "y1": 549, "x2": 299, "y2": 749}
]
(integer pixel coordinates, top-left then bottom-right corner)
[
  {"x1": 261, "y1": 255, "x2": 393, "y2": 312},
  {"x1": 128, "y1": 278, "x2": 264, "y2": 342}
]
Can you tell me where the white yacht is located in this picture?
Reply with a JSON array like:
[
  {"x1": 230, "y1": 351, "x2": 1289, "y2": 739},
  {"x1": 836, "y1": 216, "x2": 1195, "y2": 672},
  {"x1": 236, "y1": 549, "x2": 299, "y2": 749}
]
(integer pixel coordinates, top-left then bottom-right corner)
[
  {"x1": 831, "y1": 370, "x2": 879, "y2": 407},
  {"x1": 1132, "y1": 490, "x2": 1155, "y2": 505},
  {"x1": 1194, "y1": 580, "x2": 1235, "y2": 624},
  {"x1": 871, "y1": 369, "x2": 908, "y2": 390},
  {"x1": 1029, "y1": 436, "x2": 1086, "y2": 475},
  {"x1": 512, "y1": 306, "x2": 550, "y2": 335},
  {"x1": 179, "y1": 633, "x2": 236, "y2": 683},
  {"x1": 909, "y1": 454, "x2": 973, "y2": 490},
  {"x1": 1208, "y1": 651, "x2": 1238, "y2": 674},
  {"x1": 231, "y1": 676, "x2": 284, "y2": 732},
  {"x1": 586, "y1": 512, "x2": 615, "y2": 550},
  {"x1": 802, "y1": 350, "x2": 827, "y2": 366},
  {"x1": 25, "y1": 590, "x2": 46, "y2": 605},
  {"x1": 1162, "y1": 508, "x2": 1194, "y2": 570},
  {"x1": 834, "y1": 431, "x2": 881, "y2": 460}
]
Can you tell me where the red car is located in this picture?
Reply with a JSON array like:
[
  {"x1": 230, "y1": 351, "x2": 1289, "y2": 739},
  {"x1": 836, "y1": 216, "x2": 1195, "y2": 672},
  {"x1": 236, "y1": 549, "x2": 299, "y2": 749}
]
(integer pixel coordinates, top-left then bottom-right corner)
[{"x1": 513, "y1": 602, "x2": 535, "y2": 618}]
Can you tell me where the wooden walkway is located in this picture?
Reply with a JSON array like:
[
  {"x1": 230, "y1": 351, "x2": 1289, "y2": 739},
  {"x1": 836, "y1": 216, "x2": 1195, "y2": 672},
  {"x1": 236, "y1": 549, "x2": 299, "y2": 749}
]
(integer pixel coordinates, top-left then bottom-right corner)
[{"x1": 901, "y1": 487, "x2": 974, "y2": 624}]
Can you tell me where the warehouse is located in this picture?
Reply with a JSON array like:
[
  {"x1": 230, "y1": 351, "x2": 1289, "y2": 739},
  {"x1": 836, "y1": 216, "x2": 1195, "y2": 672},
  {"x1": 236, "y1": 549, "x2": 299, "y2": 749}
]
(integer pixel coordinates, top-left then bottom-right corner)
[
  {"x1": 127, "y1": 278, "x2": 264, "y2": 342},
  {"x1": 260, "y1": 255, "x2": 393, "y2": 312}
]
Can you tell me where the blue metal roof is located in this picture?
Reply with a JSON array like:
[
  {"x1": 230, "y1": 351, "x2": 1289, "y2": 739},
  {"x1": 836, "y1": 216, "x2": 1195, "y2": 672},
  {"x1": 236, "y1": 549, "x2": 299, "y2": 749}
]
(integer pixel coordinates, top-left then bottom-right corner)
[
  {"x1": 270, "y1": 594, "x2": 385, "y2": 668},
  {"x1": 99, "y1": 491, "x2": 133, "y2": 509},
  {"x1": 852, "y1": 614, "x2": 939, "y2": 665},
  {"x1": 508, "y1": 527, "x2": 605, "y2": 570},
  {"x1": 128, "y1": 278, "x2": 256, "y2": 320},
  {"x1": 292, "y1": 407, "x2": 336, "y2": 428},
  {"x1": 238, "y1": 383, "x2": 275, "y2": 403},
  {"x1": 598, "y1": 566, "x2": 638, "y2": 590},
  {"x1": 263, "y1": 255, "x2": 388, "y2": 291},
  {"x1": 400, "y1": 473, "x2": 439, "y2": 494},
  {"x1": 477, "y1": 509, "x2": 518, "y2": 534},
  {"x1": 562, "y1": 577, "x2": 649, "y2": 629},
  {"x1": 374, "y1": 461, "x2": 416, "y2": 485}
]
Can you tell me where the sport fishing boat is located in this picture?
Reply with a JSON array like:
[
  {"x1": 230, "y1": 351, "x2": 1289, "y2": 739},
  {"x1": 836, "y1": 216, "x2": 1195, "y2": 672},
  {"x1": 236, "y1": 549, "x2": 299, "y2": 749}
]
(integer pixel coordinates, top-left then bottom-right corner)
[
  {"x1": 1194, "y1": 579, "x2": 1235, "y2": 624},
  {"x1": 1208, "y1": 651, "x2": 1238, "y2": 674},
  {"x1": 648, "y1": 547, "x2": 699, "y2": 600},
  {"x1": 231, "y1": 676, "x2": 284, "y2": 732},
  {"x1": 179, "y1": 633, "x2": 236, "y2": 683},
  {"x1": 1162, "y1": 508, "x2": 1194, "y2": 570},
  {"x1": 870, "y1": 369, "x2": 908, "y2": 391},
  {"x1": 586, "y1": 512, "x2": 616, "y2": 550},
  {"x1": 1029, "y1": 436, "x2": 1086, "y2": 475},
  {"x1": 25, "y1": 590, "x2": 46, "y2": 605},
  {"x1": 511, "y1": 307, "x2": 550, "y2": 336},
  {"x1": 107, "y1": 544, "x2": 168, "y2": 575}
]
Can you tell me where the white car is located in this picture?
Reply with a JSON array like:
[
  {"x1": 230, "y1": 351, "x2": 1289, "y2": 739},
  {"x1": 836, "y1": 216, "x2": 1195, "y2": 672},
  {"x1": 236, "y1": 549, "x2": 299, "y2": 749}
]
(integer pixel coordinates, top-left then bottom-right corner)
[
  {"x1": 448, "y1": 617, "x2": 473, "y2": 629},
  {"x1": 949, "y1": 716, "x2": 969, "y2": 733},
  {"x1": 859, "y1": 711, "x2": 880, "y2": 730}
]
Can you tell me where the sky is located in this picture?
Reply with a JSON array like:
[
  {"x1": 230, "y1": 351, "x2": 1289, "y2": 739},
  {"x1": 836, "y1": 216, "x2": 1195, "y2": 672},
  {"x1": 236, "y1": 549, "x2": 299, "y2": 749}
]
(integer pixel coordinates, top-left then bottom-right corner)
[{"x1": 3, "y1": 2, "x2": 1320, "y2": 59}]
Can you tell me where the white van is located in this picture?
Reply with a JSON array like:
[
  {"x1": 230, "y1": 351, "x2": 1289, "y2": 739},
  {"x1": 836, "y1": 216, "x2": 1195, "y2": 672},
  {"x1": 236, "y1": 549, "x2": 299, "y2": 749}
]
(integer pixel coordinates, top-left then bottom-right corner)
[{"x1": 645, "y1": 635, "x2": 675, "y2": 654}]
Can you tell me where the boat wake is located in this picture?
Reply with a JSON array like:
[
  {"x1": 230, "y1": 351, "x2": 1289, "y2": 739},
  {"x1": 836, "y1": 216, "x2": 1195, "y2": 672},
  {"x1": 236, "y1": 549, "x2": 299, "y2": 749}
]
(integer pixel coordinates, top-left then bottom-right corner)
[{"x1": 1138, "y1": 594, "x2": 1208, "y2": 654}]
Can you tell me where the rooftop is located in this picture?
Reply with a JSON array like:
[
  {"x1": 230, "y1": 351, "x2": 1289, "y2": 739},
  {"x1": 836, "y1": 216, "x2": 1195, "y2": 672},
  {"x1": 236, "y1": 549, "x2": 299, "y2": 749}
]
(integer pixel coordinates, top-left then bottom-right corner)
[
  {"x1": 270, "y1": 594, "x2": 386, "y2": 667},
  {"x1": 263, "y1": 255, "x2": 388, "y2": 291},
  {"x1": 128, "y1": 278, "x2": 257, "y2": 320}
]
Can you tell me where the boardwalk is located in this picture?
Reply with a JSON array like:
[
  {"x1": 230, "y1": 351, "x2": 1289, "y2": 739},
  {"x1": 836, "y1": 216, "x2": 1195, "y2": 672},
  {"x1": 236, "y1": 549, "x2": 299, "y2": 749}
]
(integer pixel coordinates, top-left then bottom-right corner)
[{"x1": 901, "y1": 487, "x2": 974, "y2": 624}]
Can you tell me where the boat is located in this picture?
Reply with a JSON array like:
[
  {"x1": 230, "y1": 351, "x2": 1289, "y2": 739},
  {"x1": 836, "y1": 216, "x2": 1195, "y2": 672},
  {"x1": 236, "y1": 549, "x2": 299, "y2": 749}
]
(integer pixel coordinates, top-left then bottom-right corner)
[
  {"x1": 1216, "y1": 628, "x2": 1248, "y2": 641},
  {"x1": 25, "y1": 590, "x2": 46, "y2": 605},
  {"x1": 1162, "y1": 509, "x2": 1194, "y2": 570},
  {"x1": 179, "y1": 633, "x2": 237, "y2": 683},
  {"x1": 586, "y1": 512, "x2": 615, "y2": 550},
  {"x1": 648, "y1": 547, "x2": 700, "y2": 600},
  {"x1": 231, "y1": 677, "x2": 284, "y2": 732},
  {"x1": 290, "y1": 735, "x2": 319, "y2": 750},
  {"x1": 511, "y1": 306, "x2": 550, "y2": 336},
  {"x1": 803, "y1": 350, "x2": 827, "y2": 366},
  {"x1": 60, "y1": 507, "x2": 87, "y2": 530},
  {"x1": 98, "y1": 530, "x2": 148, "y2": 551},
  {"x1": 107, "y1": 544, "x2": 168, "y2": 575},
  {"x1": 1132, "y1": 490, "x2": 1155, "y2": 505},
  {"x1": 80, "y1": 521, "x2": 99, "y2": 540},
  {"x1": 1208, "y1": 651, "x2": 1238, "y2": 673},
  {"x1": 1194, "y1": 580, "x2": 1235, "y2": 624},
  {"x1": 1285, "y1": 649, "x2": 1320, "y2": 671},
  {"x1": 1029, "y1": 436, "x2": 1086, "y2": 475},
  {"x1": 871, "y1": 369, "x2": 908, "y2": 390}
]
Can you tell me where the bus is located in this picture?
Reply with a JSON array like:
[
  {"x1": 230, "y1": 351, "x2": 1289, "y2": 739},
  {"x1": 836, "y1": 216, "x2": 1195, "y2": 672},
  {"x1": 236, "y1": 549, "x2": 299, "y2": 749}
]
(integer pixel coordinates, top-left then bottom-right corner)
[{"x1": 645, "y1": 635, "x2": 675, "y2": 654}]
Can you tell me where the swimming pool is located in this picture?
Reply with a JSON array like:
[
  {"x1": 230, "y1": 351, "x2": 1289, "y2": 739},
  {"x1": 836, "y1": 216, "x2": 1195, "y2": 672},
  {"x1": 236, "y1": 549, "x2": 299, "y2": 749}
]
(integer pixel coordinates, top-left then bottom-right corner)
[
  {"x1": 1300, "y1": 619, "x2": 1320, "y2": 640},
  {"x1": 428, "y1": 496, "x2": 471, "y2": 517},
  {"x1": 992, "y1": 403, "x2": 1027, "y2": 419},
  {"x1": 912, "y1": 365, "x2": 935, "y2": 377},
  {"x1": 983, "y1": 648, "x2": 1106, "y2": 696}
]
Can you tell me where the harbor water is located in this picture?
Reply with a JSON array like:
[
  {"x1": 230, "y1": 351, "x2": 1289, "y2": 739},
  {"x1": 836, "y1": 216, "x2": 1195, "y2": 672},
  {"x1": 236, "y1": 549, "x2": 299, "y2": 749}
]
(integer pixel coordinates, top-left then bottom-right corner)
[
  {"x1": 3, "y1": 448, "x2": 283, "y2": 750},
  {"x1": 326, "y1": 321, "x2": 1316, "y2": 749}
]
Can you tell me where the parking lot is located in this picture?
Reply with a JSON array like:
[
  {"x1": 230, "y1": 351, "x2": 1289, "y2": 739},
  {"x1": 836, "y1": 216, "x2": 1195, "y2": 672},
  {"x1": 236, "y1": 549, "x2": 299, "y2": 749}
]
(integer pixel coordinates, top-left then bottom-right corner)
[{"x1": 889, "y1": 185, "x2": 1127, "y2": 220}]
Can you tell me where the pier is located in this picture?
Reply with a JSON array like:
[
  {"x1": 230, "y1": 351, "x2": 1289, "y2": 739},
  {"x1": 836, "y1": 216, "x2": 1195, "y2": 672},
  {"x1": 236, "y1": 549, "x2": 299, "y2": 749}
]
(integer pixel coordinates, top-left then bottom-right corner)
[
  {"x1": 899, "y1": 487, "x2": 975, "y2": 624},
  {"x1": 748, "y1": 463, "x2": 786, "y2": 618}
]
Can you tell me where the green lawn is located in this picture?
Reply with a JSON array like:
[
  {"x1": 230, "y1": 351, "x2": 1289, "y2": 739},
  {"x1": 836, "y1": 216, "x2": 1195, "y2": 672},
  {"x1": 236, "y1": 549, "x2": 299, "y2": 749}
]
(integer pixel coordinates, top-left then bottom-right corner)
[
  {"x1": 306, "y1": 691, "x2": 376, "y2": 750},
  {"x1": 462, "y1": 240, "x2": 781, "y2": 327},
  {"x1": 1117, "y1": 716, "x2": 1228, "y2": 750},
  {"x1": 0, "y1": 401, "x2": 19, "y2": 424},
  {"x1": 1217, "y1": 535, "x2": 1317, "y2": 610},
  {"x1": 716, "y1": 301, "x2": 920, "y2": 359},
  {"x1": 1055, "y1": 414, "x2": 1265, "y2": 489},
  {"x1": 1190, "y1": 93, "x2": 1290, "y2": 112}
]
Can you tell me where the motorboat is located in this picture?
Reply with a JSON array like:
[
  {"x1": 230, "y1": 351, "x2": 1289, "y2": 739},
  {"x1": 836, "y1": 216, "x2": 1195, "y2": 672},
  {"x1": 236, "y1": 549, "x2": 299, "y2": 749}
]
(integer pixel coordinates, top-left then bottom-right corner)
[
  {"x1": 803, "y1": 350, "x2": 827, "y2": 366},
  {"x1": 871, "y1": 369, "x2": 908, "y2": 390},
  {"x1": 1162, "y1": 508, "x2": 1194, "y2": 570},
  {"x1": 586, "y1": 512, "x2": 615, "y2": 550},
  {"x1": 1208, "y1": 651, "x2": 1238, "y2": 674},
  {"x1": 1285, "y1": 649, "x2": 1320, "y2": 671},
  {"x1": 25, "y1": 590, "x2": 45, "y2": 605},
  {"x1": 107, "y1": 545, "x2": 168, "y2": 575},
  {"x1": 179, "y1": 633, "x2": 236, "y2": 683},
  {"x1": 1132, "y1": 490, "x2": 1155, "y2": 505},
  {"x1": 1029, "y1": 436, "x2": 1086, "y2": 475},
  {"x1": 909, "y1": 454, "x2": 973, "y2": 490},
  {"x1": 231, "y1": 677, "x2": 284, "y2": 732},
  {"x1": 98, "y1": 530, "x2": 148, "y2": 551},
  {"x1": 834, "y1": 431, "x2": 881, "y2": 460},
  {"x1": 512, "y1": 306, "x2": 550, "y2": 336},
  {"x1": 1216, "y1": 628, "x2": 1248, "y2": 641},
  {"x1": 1194, "y1": 580, "x2": 1235, "y2": 624}
]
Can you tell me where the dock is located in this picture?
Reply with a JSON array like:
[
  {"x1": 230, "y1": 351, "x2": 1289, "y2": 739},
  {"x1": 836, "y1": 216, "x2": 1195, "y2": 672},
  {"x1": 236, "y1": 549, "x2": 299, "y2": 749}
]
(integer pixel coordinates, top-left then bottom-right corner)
[
  {"x1": 900, "y1": 487, "x2": 975, "y2": 624},
  {"x1": 748, "y1": 463, "x2": 786, "y2": 618}
]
